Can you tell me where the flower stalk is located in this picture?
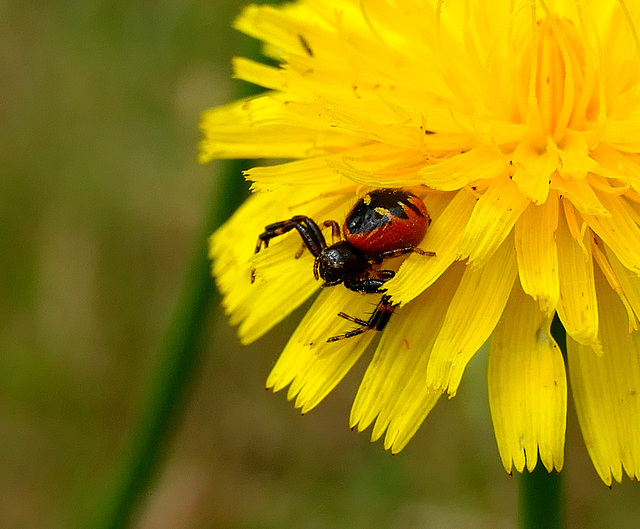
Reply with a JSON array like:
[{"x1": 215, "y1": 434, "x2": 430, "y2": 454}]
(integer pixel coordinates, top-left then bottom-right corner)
[
  {"x1": 90, "y1": 45, "x2": 267, "y2": 529},
  {"x1": 519, "y1": 465, "x2": 564, "y2": 529},
  {"x1": 92, "y1": 157, "x2": 249, "y2": 529},
  {"x1": 517, "y1": 315, "x2": 567, "y2": 529}
]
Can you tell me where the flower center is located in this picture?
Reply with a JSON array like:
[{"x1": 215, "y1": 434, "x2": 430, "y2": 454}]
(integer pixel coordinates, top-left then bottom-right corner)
[
  {"x1": 520, "y1": 18, "x2": 598, "y2": 139},
  {"x1": 537, "y1": 19, "x2": 569, "y2": 136}
]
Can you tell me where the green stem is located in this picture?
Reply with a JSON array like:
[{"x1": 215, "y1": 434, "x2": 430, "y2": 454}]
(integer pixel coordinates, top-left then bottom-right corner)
[
  {"x1": 91, "y1": 74, "x2": 264, "y2": 529},
  {"x1": 91, "y1": 157, "x2": 249, "y2": 529},
  {"x1": 518, "y1": 314, "x2": 567, "y2": 529},
  {"x1": 90, "y1": 4, "x2": 280, "y2": 526},
  {"x1": 518, "y1": 465, "x2": 563, "y2": 529}
]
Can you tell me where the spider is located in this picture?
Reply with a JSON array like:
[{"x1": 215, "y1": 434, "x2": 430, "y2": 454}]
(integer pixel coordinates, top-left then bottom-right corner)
[
  {"x1": 253, "y1": 188, "x2": 434, "y2": 294},
  {"x1": 252, "y1": 188, "x2": 434, "y2": 340}
]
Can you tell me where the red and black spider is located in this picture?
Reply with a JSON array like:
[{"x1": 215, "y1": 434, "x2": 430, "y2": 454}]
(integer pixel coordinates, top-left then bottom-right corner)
[
  {"x1": 253, "y1": 188, "x2": 433, "y2": 293},
  {"x1": 253, "y1": 188, "x2": 434, "y2": 338}
]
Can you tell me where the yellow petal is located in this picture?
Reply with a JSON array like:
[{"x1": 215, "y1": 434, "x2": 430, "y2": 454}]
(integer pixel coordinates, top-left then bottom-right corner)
[
  {"x1": 555, "y1": 204, "x2": 600, "y2": 349},
  {"x1": 241, "y1": 242, "x2": 319, "y2": 344},
  {"x1": 234, "y1": 3, "x2": 323, "y2": 63},
  {"x1": 488, "y1": 284, "x2": 567, "y2": 474},
  {"x1": 385, "y1": 188, "x2": 476, "y2": 304},
  {"x1": 551, "y1": 174, "x2": 610, "y2": 217},
  {"x1": 417, "y1": 145, "x2": 507, "y2": 191},
  {"x1": 211, "y1": 186, "x2": 353, "y2": 344},
  {"x1": 210, "y1": 191, "x2": 316, "y2": 344},
  {"x1": 602, "y1": 111, "x2": 640, "y2": 153},
  {"x1": 607, "y1": 247, "x2": 640, "y2": 326},
  {"x1": 582, "y1": 191, "x2": 640, "y2": 274},
  {"x1": 511, "y1": 136, "x2": 558, "y2": 204},
  {"x1": 515, "y1": 196, "x2": 560, "y2": 313},
  {"x1": 327, "y1": 144, "x2": 427, "y2": 187},
  {"x1": 233, "y1": 57, "x2": 289, "y2": 93},
  {"x1": 592, "y1": 242, "x2": 637, "y2": 332},
  {"x1": 267, "y1": 288, "x2": 380, "y2": 414},
  {"x1": 459, "y1": 176, "x2": 530, "y2": 266},
  {"x1": 199, "y1": 95, "x2": 363, "y2": 162},
  {"x1": 428, "y1": 235, "x2": 517, "y2": 395},
  {"x1": 246, "y1": 157, "x2": 352, "y2": 192},
  {"x1": 350, "y1": 269, "x2": 462, "y2": 452},
  {"x1": 590, "y1": 143, "x2": 640, "y2": 192},
  {"x1": 557, "y1": 131, "x2": 599, "y2": 179},
  {"x1": 568, "y1": 269, "x2": 640, "y2": 485}
]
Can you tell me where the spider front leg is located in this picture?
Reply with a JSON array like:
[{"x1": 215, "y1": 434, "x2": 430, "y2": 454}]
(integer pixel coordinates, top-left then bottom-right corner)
[
  {"x1": 327, "y1": 295, "x2": 397, "y2": 342},
  {"x1": 252, "y1": 215, "x2": 328, "y2": 283},
  {"x1": 254, "y1": 216, "x2": 327, "y2": 255},
  {"x1": 295, "y1": 219, "x2": 341, "y2": 258}
]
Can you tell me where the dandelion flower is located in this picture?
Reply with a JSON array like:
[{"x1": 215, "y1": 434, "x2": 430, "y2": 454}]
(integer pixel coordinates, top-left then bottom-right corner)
[{"x1": 201, "y1": 0, "x2": 640, "y2": 485}]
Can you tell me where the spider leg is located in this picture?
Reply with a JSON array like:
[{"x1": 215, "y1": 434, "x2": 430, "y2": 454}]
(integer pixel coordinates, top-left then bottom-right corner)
[
  {"x1": 252, "y1": 215, "x2": 331, "y2": 284},
  {"x1": 335, "y1": 311, "x2": 370, "y2": 326},
  {"x1": 255, "y1": 216, "x2": 328, "y2": 256},
  {"x1": 326, "y1": 326, "x2": 371, "y2": 342},
  {"x1": 412, "y1": 247, "x2": 436, "y2": 257},
  {"x1": 322, "y1": 220, "x2": 342, "y2": 245},
  {"x1": 343, "y1": 269, "x2": 395, "y2": 293},
  {"x1": 375, "y1": 246, "x2": 436, "y2": 261},
  {"x1": 327, "y1": 295, "x2": 396, "y2": 342}
]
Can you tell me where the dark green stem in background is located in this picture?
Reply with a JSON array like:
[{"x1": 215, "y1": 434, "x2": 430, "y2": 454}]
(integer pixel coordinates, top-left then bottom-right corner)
[
  {"x1": 92, "y1": 54, "x2": 266, "y2": 529},
  {"x1": 92, "y1": 156, "x2": 249, "y2": 529},
  {"x1": 518, "y1": 314, "x2": 566, "y2": 529},
  {"x1": 518, "y1": 465, "x2": 563, "y2": 529},
  {"x1": 91, "y1": 4, "x2": 282, "y2": 526}
]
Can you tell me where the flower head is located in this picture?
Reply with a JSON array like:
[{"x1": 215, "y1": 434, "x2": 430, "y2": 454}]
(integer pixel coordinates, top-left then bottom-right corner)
[{"x1": 201, "y1": 0, "x2": 640, "y2": 485}]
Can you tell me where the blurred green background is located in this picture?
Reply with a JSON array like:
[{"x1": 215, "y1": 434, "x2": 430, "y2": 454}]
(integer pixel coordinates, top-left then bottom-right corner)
[{"x1": 1, "y1": 1, "x2": 639, "y2": 528}]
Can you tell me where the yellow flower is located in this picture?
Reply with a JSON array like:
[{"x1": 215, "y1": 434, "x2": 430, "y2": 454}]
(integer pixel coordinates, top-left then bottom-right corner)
[{"x1": 201, "y1": 0, "x2": 640, "y2": 485}]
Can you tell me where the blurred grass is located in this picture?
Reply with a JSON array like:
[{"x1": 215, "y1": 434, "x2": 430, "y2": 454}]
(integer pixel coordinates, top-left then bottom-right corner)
[{"x1": 0, "y1": 1, "x2": 639, "y2": 528}]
